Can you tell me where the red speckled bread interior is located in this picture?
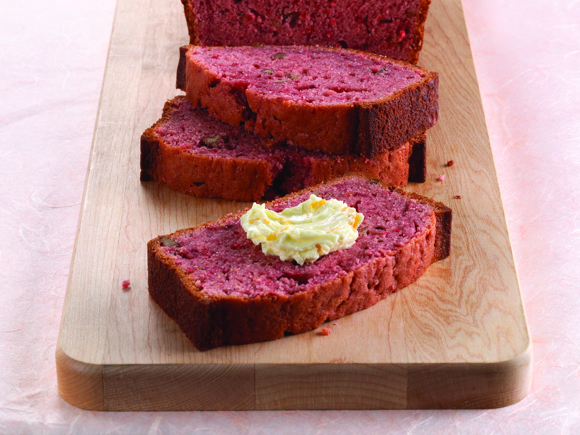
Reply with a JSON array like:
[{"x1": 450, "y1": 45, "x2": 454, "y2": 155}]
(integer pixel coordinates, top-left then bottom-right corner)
[{"x1": 181, "y1": 0, "x2": 431, "y2": 64}]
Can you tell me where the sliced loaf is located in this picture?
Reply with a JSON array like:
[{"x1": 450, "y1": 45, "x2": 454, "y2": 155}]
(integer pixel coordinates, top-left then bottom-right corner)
[
  {"x1": 141, "y1": 96, "x2": 426, "y2": 201},
  {"x1": 177, "y1": 45, "x2": 438, "y2": 157}
]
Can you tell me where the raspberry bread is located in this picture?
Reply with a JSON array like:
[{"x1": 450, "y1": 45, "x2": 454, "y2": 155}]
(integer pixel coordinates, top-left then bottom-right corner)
[
  {"x1": 177, "y1": 45, "x2": 438, "y2": 156},
  {"x1": 181, "y1": 0, "x2": 431, "y2": 64},
  {"x1": 147, "y1": 175, "x2": 451, "y2": 351},
  {"x1": 141, "y1": 97, "x2": 426, "y2": 201}
]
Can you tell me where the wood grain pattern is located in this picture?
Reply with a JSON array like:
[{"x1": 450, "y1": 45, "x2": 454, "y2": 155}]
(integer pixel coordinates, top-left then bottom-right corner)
[{"x1": 56, "y1": 0, "x2": 532, "y2": 410}]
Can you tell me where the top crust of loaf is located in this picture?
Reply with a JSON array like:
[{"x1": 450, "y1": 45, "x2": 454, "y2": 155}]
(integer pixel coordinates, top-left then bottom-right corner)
[{"x1": 177, "y1": 45, "x2": 438, "y2": 157}]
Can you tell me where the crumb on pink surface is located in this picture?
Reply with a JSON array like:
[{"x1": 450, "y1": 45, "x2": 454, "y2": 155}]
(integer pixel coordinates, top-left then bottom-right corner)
[
  {"x1": 320, "y1": 328, "x2": 332, "y2": 336},
  {"x1": 122, "y1": 280, "x2": 131, "y2": 290},
  {"x1": 437, "y1": 174, "x2": 445, "y2": 182}
]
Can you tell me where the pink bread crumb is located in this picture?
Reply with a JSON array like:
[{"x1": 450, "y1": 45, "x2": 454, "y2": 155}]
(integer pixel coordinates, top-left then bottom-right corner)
[
  {"x1": 122, "y1": 280, "x2": 131, "y2": 290},
  {"x1": 437, "y1": 175, "x2": 445, "y2": 182},
  {"x1": 333, "y1": 322, "x2": 338, "y2": 326},
  {"x1": 320, "y1": 328, "x2": 332, "y2": 336}
]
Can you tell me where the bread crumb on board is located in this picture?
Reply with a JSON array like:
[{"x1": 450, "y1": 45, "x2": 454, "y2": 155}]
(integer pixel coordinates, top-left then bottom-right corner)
[
  {"x1": 437, "y1": 174, "x2": 445, "y2": 182},
  {"x1": 447, "y1": 159, "x2": 455, "y2": 166},
  {"x1": 454, "y1": 195, "x2": 462, "y2": 199},
  {"x1": 319, "y1": 328, "x2": 332, "y2": 336},
  {"x1": 122, "y1": 280, "x2": 131, "y2": 290}
]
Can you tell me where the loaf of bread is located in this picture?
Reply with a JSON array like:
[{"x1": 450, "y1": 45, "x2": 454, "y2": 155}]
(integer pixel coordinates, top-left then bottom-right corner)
[
  {"x1": 177, "y1": 45, "x2": 438, "y2": 157},
  {"x1": 148, "y1": 175, "x2": 451, "y2": 351},
  {"x1": 180, "y1": 0, "x2": 431, "y2": 64},
  {"x1": 141, "y1": 96, "x2": 426, "y2": 201}
]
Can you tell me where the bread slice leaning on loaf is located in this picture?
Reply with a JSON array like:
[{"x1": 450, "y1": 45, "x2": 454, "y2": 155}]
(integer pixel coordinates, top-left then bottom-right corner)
[
  {"x1": 176, "y1": 45, "x2": 438, "y2": 157},
  {"x1": 140, "y1": 96, "x2": 427, "y2": 202},
  {"x1": 147, "y1": 175, "x2": 451, "y2": 351}
]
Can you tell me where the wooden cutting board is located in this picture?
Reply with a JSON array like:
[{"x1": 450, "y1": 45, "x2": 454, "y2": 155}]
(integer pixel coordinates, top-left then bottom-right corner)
[{"x1": 56, "y1": 0, "x2": 532, "y2": 410}]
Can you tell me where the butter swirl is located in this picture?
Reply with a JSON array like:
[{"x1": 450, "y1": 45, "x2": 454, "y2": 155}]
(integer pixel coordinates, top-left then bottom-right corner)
[{"x1": 240, "y1": 194, "x2": 364, "y2": 265}]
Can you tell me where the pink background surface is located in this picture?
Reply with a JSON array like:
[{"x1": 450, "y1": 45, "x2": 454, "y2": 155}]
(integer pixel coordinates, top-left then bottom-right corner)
[{"x1": 1, "y1": 0, "x2": 579, "y2": 432}]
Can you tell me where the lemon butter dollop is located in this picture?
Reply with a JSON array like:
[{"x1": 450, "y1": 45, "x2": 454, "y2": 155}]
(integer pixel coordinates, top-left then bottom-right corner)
[{"x1": 240, "y1": 194, "x2": 364, "y2": 265}]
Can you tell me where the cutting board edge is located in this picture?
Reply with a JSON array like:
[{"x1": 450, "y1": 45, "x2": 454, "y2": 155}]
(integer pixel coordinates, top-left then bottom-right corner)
[
  {"x1": 56, "y1": 343, "x2": 105, "y2": 411},
  {"x1": 56, "y1": 340, "x2": 532, "y2": 411}
]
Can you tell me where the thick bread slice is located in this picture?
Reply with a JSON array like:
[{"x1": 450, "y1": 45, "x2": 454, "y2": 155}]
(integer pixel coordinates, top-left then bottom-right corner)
[
  {"x1": 141, "y1": 96, "x2": 426, "y2": 202},
  {"x1": 176, "y1": 45, "x2": 438, "y2": 157},
  {"x1": 147, "y1": 175, "x2": 451, "y2": 351},
  {"x1": 180, "y1": 0, "x2": 431, "y2": 64}
]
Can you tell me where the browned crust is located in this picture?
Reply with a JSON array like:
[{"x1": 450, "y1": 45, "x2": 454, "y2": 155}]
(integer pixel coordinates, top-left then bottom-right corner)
[
  {"x1": 140, "y1": 97, "x2": 427, "y2": 201},
  {"x1": 177, "y1": 45, "x2": 438, "y2": 157},
  {"x1": 406, "y1": 0, "x2": 432, "y2": 64},
  {"x1": 147, "y1": 175, "x2": 451, "y2": 350},
  {"x1": 407, "y1": 133, "x2": 427, "y2": 183},
  {"x1": 140, "y1": 132, "x2": 275, "y2": 202},
  {"x1": 180, "y1": 0, "x2": 199, "y2": 45},
  {"x1": 304, "y1": 141, "x2": 415, "y2": 189},
  {"x1": 402, "y1": 190, "x2": 452, "y2": 261},
  {"x1": 355, "y1": 74, "x2": 438, "y2": 156},
  {"x1": 176, "y1": 46, "x2": 189, "y2": 90}
]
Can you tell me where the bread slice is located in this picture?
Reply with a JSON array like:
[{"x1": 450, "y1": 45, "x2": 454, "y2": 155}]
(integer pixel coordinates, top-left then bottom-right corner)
[
  {"x1": 141, "y1": 97, "x2": 426, "y2": 202},
  {"x1": 147, "y1": 175, "x2": 451, "y2": 351},
  {"x1": 180, "y1": 0, "x2": 432, "y2": 64},
  {"x1": 177, "y1": 45, "x2": 438, "y2": 157}
]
